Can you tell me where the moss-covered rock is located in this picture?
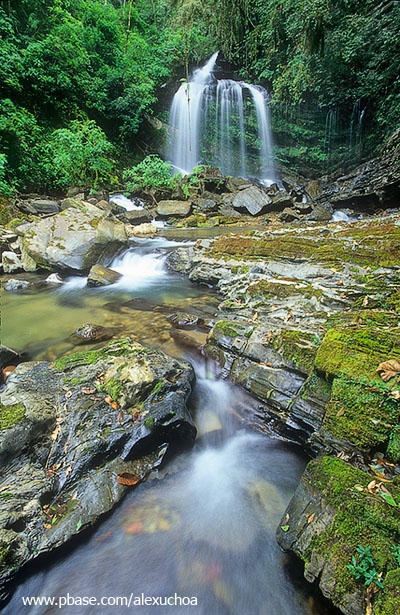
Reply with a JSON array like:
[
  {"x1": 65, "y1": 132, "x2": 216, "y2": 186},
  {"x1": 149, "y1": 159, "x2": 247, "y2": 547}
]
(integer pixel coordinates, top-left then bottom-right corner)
[{"x1": 277, "y1": 456, "x2": 400, "y2": 615}]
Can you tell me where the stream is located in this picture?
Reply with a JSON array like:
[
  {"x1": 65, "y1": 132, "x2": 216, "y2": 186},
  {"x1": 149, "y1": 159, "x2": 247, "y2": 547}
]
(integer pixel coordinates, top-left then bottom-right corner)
[{"x1": 1, "y1": 236, "x2": 336, "y2": 614}]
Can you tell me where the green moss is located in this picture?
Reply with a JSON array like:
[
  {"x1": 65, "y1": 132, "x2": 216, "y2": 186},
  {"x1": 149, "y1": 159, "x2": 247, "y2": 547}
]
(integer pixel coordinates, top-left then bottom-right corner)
[
  {"x1": 305, "y1": 457, "x2": 400, "y2": 608},
  {"x1": 144, "y1": 417, "x2": 155, "y2": 428},
  {"x1": 0, "y1": 541, "x2": 15, "y2": 572},
  {"x1": 374, "y1": 569, "x2": 400, "y2": 615},
  {"x1": 277, "y1": 329, "x2": 319, "y2": 373},
  {"x1": 98, "y1": 377, "x2": 123, "y2": 401},
  {"x1": 150, "y1": 380, "x2": 163, "y2": 396},
  {"x1": 53, "y1": 338, "x2": 135, "y2": 371},
  {"x1": 0, "y1": 401, "x2": 26, "y2": 430},
  {"x1": 387, "y1": 428, "x2": 400, "y2": 463},
  {"x1": 323, "y1": 376, "x2": 399, "y2": 451},
  {"x1": 214, "y1": 320, "x2": 245, "y2": 337}
]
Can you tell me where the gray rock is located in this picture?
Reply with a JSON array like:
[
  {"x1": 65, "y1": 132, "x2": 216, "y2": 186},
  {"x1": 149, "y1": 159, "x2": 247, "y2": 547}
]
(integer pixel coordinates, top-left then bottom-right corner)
[
  {"x1": 269, "y1": 192, "x2": 295, "y2": 211},
  {"x1": 306, "y1": 203, "x2": 333, "y2": 222},
  {"x1": 29, "y1": 200, "x2": 60, "y2": 214},
  {"x1": 196, "y1": 198, "x2": 219, "y2": 214},
  {"x1": 2, "y1": 251, "x2": 23, "y2": 273},
  {"x1": 87, "y1": 263, "x2": 122, "y2": 287},
  {"x1": 4, "y1": 278, "x2": 31, "y2": 292},
  {"x1": 123, "y1": 209, "x2": 152, "y2": 225},
  {"x1": 0, "y1": 338, "x2": 195, "y2": 595},
  {"x1": 231, "y1": 186, "x2": 272, "y2": 216},
  {"x1": 279, "y1": 207, "x2": 302, "y2": 222},
  {"x1": 156, "y1": 200, "x2": 192, "y2": 217},
  {"x1": 21, "y1": 202, "x2": 127, "y2": 271}
]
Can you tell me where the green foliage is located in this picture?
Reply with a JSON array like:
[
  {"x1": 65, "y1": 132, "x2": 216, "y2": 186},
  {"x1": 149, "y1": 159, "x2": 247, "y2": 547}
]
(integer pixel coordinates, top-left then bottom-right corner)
[
  {"x1": 47, "y1": 120, "x2": 117, "y2": 189},
  {"x1": 0, "y1": 154, "x2": 15, "y2": 197},
  {"x1": 347, "y1": 545, "x2": 384, "y2": 589},
  {"x1": 123, "y1": 155, "x2": 177, "y2": 192}
]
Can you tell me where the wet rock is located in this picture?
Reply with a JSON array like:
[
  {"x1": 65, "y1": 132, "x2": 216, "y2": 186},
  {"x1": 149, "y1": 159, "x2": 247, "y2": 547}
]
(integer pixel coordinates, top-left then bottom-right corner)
[
  {"x1": 156, "y1": 200, "x2": 192, "y2": 217},
  {"x1": 20, "y1": 201, "x2": 127, "y2": 271},
  {"x1": 279, "y1": 207, "x2": 302, "y2": 223},
  {"x1": 19, "y1": 199, "x2": 60, "y2": 215},
  {"x1": 0, "y1": 338, "x2": 195, "y2": 596},
  {"x1": 195, "y1": 198, "x2": 219, "y2": 214},
  {"x1": 269, "y1": 192, "x2": 295, "y2": 211},
  {"x1": 1, "y1": 251, "x2": 23, "y2": 273},
  {"x1": 305, "y1": 180, "x2": 322, "y2": 199},
  {"x1": 69, "y1": 322, "x2": 115, "y2": 345},
  {"x1": 87, "y1": 263, "x2": 122, "y2": 287},
  {"x1": 122, "y1": 209, "x2": 152, "y2": 225},
  {"x1": 168, "y1": 312, "x2": 202, "y2": 330},
  {"x1": 305, "y1": 203, "x2": 333, "y2": 222},
  {"x1": 231, "y1": 185, "x2": 272, "y2": 216},
  {"x1": 46, "y1": 273, "x2": 64, "y2": 284},
  {"x1": 4, "y1": 278, "x2": 31, "y2": 292},
  {"x1": 0, "y1": 345, "x2": 20, "y2": 373}
]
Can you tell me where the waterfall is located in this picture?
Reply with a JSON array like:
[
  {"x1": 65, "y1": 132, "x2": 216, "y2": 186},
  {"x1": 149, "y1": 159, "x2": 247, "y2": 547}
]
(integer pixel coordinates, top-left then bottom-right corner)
[{"x1": 168, "y1": 53, "x2": 276, "y2": 183}]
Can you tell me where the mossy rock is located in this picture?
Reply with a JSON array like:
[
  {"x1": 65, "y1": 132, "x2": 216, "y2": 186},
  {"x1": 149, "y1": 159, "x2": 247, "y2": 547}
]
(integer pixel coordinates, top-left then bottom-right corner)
[
  {"x1": 0, "y1": 401, "x2": 26, "y2": 430},
  {"x1": 276, "y1": 329, "x2": 320, "y2": 373},
  {"x1": 304, "y1": 457, "x2": 400, "y2": 612}
]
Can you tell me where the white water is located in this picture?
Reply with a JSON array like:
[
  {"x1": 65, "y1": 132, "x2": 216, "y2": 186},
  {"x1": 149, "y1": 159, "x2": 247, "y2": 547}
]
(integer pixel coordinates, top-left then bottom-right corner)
[
  {"x1": 168, "y1": 53, "x2": 276, "y2": 182},
  {"x1": 109, "y1": 194, "x2": 145, "y2": 211}
]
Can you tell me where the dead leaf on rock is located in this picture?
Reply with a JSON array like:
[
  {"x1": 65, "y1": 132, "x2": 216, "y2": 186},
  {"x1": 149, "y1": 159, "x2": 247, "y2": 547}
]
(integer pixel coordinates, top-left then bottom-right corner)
[
  {"x1": 65, "y1": 390, "x2": 72, "y2": 399},
  {"x1": 307, "y1": 513, "x2": 315, "y2": 524},
  {"x1": 116, "y1": 473, "x2": 140, "y2": 486},
  {"x1": 81, "y1": 387, "x2": 96, "y2": 395},
  {"x1": 376, "y1": 359, "x2": 400, "y2": 382},
  {"x1": 389, "y1": 390, "x2": 400, "y2": 401}
]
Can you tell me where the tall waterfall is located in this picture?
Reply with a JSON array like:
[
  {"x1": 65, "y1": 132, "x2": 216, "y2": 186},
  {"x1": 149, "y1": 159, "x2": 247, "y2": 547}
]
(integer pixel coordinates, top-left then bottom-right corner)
[{"x1": 168, "y1": 53, "x2": 276, "y2": 183}]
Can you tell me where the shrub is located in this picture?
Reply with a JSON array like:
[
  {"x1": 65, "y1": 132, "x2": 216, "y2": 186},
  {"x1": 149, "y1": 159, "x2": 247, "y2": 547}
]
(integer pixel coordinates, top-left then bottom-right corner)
[{"x1": 123, "y1": 155, "x2": 178, "y2": 192}]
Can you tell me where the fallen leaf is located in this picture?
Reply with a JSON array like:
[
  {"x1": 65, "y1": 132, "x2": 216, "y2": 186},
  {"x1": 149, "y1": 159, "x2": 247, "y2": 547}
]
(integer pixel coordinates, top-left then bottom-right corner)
[
  {"x1": 65, "y1": 390, "x2": 72, "y2": 399},
  {"x1": 0, "y1": 485, "x2": 11, "y2": 493},
  {"x1": 116, "y1": 473, "x2": 140, "y2": 486},
  {"x1": 376, "y1": 359, "x2": 400, "y2": 382},
  {"x1": 81, "y1": 387, "x2": 96, "y2": 395},
  {"x1": 158, "y1": 518, "x2": 171, "y2": 531},
  {"x1": 389, "y1": 390, "x2": 400, "y2": 401},
  {"x1": 362, "y1": 296, "x2": 369, "y2": 307},
  {"x1": 65, "y1": 465, "x2": 72, "y2": 477},
  {"x1": 117, "y1": 410, "x2": 125, "y2": 423},
  {"x1": 354, "y1": 484, "x2": 364, "y2": 492},
  {"x1": 105, "y1": 395, "x2": 113, "y2": 405},
  {"x1": 337, "y1": 408, "x2": 345, "y2": 417},
  {"x1": 111, "y1": 401, "x2": 120, "y2": 410},
  {"x1": 284, "y1": 514, "x2": 290, "y2": 525},
  {"x1": 76, "y1": 519, "x2": 82, "y2": 531},
  {"x1": 367, "y1": 480, "x2": 377, "y2": 492},
  {"x1": 71, "y1": 491, "x2": 78, "y2": 501},
  {"x1": 307, "y1": 513, "x2": 315, "y2": 524},
  {"x1": 125, "y1": 521, "x2": 143, "y2": 534},
  {"x1": 44, "y1": 523, "x2": 52, "y2": 529},
  {"x1": 281, "y1": 525, "x2": 290, "y2": 532}
]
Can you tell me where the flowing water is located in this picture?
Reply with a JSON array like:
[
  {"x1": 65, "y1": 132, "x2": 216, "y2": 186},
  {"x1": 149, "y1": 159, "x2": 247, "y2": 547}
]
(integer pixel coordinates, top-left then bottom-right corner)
[
  {"x1": 1, "y1": 237, "x2": 336, "y2": 615},
  {"x1": 168, "y1": 54, "x2": 276, "y2": 183}
]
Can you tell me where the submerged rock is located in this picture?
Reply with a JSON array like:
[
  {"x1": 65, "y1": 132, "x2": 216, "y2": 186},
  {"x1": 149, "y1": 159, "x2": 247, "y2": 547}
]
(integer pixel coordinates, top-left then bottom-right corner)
[
  {"x1": 0, "y1": 338, "x2": 195, "y2": 596},
  {"x1": 87, "y1": 263, "x2": 122, "y2": 287},
  {"x1": 69, "y1": 322, "x2": 115, "y2": 345},
  {"x1": 19, "y1": 201, "x2": 127, "y2": 271}
]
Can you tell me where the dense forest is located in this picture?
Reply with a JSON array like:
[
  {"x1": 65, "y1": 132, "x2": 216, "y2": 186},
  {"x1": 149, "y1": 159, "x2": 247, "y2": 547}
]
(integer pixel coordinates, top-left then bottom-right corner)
[{"x1": 0, "y1": 0, "x2": 399, "y2": 193}]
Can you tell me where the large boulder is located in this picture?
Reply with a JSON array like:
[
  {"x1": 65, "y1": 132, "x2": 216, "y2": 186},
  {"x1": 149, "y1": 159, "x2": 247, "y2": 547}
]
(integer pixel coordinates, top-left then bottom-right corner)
[
  {"x1": 18, "y1": 199, "x2": 60, "y2": 215},
  {"x1": 19, "y1": 201, "x2": 127, "y2": 271},
  {"x1": 0, "y1": 338, "x2": 195, "y2": 597},
  {"x1": 156, "y1": 200, "x2": 192, "y2": 217},
  {"x1": 231, "y1": 185, "x2": 272, "y2": 216}
]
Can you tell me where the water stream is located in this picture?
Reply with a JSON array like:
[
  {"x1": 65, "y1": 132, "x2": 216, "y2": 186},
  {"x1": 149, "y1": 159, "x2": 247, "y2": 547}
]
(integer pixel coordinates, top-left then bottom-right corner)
[{"x1": 1, "y1": 238, "x2": 335, "y2": 615}]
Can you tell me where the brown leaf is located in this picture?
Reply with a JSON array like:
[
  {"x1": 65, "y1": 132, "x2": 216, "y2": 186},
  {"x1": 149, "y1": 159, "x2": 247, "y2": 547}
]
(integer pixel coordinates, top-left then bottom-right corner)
[
  {"x1": 81, "y1": 387, "x2": 96, "y2": 395},
  {"x1": 389, "y1": 390, "x2": 400, "y2": 401},
  {"x1": 376, "y1": 359, "x2": 400, "y2": 382},
  {"x1": 307, "y1": 513, "x2": 315, "y2": 524},
  {"x1": 105, "y1": 395, "x2": 113, "y2": 405},
  {"x1": 65, "y1": 390, "x2": 73, "y2": 399},
  {"x1": 116, "y1": 472, "x2": 140, "y2": 486},
  {"x1": 0, "y1": 485, "x2": 11, "y2": 493},
  {"x1": 117, "y1": 410, "x2": 125, "y2": 423},
  {"x1": 111, "y1": 401, "x2": 120, "y2": 410}
]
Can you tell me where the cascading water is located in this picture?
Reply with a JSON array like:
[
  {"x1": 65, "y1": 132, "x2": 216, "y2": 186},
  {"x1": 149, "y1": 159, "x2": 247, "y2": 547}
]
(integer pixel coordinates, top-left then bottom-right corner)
[{"x1": 168, "y1": 53, "x2": 276, "y2": 183}]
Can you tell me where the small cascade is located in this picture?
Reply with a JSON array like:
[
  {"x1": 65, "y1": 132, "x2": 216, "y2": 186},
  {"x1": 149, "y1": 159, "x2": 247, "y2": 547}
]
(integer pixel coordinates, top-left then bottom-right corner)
[{"x1": 168, "y1": 53, "x2": 276, "y2": 183}]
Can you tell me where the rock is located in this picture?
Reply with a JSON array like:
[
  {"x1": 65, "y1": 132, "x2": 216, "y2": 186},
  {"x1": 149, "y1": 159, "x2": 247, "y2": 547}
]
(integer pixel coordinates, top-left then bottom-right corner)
[
  {"x1": 277, "y1": 456, "x2": 400, "y2": 615},
  {"x1": 66, "y1": 186, "x2": 84, "y2": 198},
  {"x1": 21, "y1": 199, "x2": 60, "y2": 215},
  {"x1": 231, "y1": 185, "x2": 272, "y2": 216},
  {"x1": 306, "y1": 180, "x2": 322, "y2": 199},
  {"x1": 0, "y1": 338, "x2": 195, "y2": 596},
  {"x1": 69, "y1": 322, "x2": 115, "y2": 345},
  {"x1": 126, "y1": 223, "x2": 156, "y2": 236},
  {"x1": 278, "y1": 207, "x2": 302, "y2": 222},
  {"x1": 122, "y1": 209, "x2": 152, "y2": 225},
  {"x1": 156, "y1": 200, "x2": 192, "y2": 217},
  {"x1": 168, "y1": 312, "x2": 202, "y2": 330},
  {"x1": 46, "y1": 273, "x2": 64, "y2": 284},
  {"x1": 225, "y1": 177, "x2": 252, "y2": 192},
  {"x1": 95, "y1": 199, "x2": 113, "y2": 212},
  {"x1": 306, "y1": 203, "x2": 333, "y2": 222},
  {"x1": 0, "y1": 345, "x2": 20, "y2": 373},
  {"x1": 87, "y1": 264, "x2": 122, "y2": 287},
  {"x1": 195, "y1": 198, "x2": 219, "y2": 214},
  {"x1": 21, "y1": 201, "x2": 127, "y2": 271},
  {"x1": 1, "y1": 251, "x2": 23, "y2": 273},
  {"x1": 4, "y1": 278, "x2": 31, "y2": 292},
  {"x1": 269, "y1": 192, "x2": 295, "y2": 211}
]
